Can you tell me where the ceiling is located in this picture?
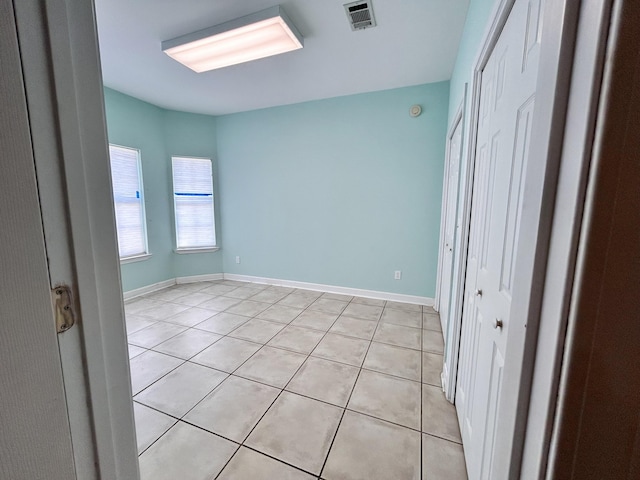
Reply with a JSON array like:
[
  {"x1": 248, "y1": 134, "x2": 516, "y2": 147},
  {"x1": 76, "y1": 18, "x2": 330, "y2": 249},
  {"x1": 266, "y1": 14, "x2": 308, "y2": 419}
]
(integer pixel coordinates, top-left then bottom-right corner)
[{"x1": 95, "y1": 0, "x2": 470, "y2": 115}]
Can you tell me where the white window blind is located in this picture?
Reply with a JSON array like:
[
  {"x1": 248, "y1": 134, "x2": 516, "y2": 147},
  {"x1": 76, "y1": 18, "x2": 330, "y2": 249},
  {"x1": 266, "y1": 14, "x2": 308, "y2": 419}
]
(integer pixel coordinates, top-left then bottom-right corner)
[
  {"x1": 109, "y1": 145, "x2": 148, "y2": 258},
  {"x1": 172, "y1": 157, "x2": 216, "y2": 249}
]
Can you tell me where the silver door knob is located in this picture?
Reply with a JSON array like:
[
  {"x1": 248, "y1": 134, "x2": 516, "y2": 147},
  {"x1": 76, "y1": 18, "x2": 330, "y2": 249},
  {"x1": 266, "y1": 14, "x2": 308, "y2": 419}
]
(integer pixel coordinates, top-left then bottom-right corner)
[
  {"x1": 475, "y1": 289, "x2": 482, "y2": 297},
  {"x1": 494, "y1": 318, "x2": 503, "y2": 329}
]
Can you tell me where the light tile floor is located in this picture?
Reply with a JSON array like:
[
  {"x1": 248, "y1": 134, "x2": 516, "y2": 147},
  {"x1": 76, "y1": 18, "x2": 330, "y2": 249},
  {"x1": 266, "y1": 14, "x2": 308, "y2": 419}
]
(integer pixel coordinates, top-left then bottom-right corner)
[{"x1": 126, "y1": 280, "x2": 468, "y2": 480}]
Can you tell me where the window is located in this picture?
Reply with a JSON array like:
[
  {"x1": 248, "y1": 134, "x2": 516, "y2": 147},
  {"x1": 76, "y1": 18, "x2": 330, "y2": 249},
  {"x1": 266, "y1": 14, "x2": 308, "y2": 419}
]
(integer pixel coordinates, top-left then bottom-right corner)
[
  {"x1": 108, "y1": 145, "x2": 148, "y2": 259},
  {"x1": 172, "y1": 156, "x2": 216, "y2": 250}
]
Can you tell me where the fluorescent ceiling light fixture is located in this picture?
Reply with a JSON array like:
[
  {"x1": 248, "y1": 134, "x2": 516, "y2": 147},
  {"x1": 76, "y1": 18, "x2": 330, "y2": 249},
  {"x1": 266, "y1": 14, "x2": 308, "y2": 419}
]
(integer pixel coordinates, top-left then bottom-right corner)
[{"x1": 161, "y1": 6, "x2": 303, "y2": 73}]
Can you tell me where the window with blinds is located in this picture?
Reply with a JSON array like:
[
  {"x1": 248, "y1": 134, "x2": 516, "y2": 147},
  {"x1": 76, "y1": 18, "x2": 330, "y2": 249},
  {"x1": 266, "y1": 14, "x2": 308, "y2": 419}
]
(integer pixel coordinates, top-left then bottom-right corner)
[
  {"x1": 109, "y1": 145, "x2": 148, "y2": 259},
  {"x1": 172, "y1": 156, "x2": 216, "y2": 249}
]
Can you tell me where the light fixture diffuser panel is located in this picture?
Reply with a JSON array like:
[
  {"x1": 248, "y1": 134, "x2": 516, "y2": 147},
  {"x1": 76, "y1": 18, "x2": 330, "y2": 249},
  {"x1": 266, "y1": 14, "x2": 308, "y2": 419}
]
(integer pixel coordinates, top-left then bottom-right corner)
[{"x1": 162, "y1": 6, "x2": 303, "y2": 73}]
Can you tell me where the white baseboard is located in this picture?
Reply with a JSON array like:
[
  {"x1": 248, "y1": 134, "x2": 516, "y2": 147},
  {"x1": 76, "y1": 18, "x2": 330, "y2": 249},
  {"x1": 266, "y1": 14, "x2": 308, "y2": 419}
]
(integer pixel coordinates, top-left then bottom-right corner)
[
  {"x1": 441, "y1": 363, "x2": 450, "y2": 397},
  {"x1": 222, "y1": 273, "x2": 434, "y2": 306},
  {"x1": 122, "y1": 279, "x2": 175, "y2": 301},
  {"x1": 124, "y1": 272, "x2": 434, "y2": 305},
  {"x1": 176, "y1": 273, "x2": 224, "y2": 284}
]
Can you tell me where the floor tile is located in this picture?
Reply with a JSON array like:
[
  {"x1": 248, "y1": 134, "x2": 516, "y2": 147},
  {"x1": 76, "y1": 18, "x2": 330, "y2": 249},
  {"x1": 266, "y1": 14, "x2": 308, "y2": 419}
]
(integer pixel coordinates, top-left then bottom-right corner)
[
  {"x1": 152, "y1": 329, "x2": 222, "y2": 359},
  {"x1": 133, "y1": 402, "x2": 176, "y2": 454},
  {"x1": 422, "y1": 434, "x2": 468, "y2": 479},
  {"x1": 194, "y1": 312, "x2": 249, "y2": 335},
  {"x1": 321, "y1": 292, "x2": 354, "y2": 302},
  {"x1": 250, "y1": 288, "x2": 290, "y2": 304},
  {"x1": 136, "y1": 302, "x2": 190, "y2": 321},
  {"x1": 348, "y1": 370, "x2": 421, "y2": 429},
  {"x1": 170, "y1": 292, "x2": 213, "y2": 307},
  {"x1": 128, "y1": 344, "x2": 147, "y2": 359},
  {"x1": 135, "y1": 362, "x2": 227, "y2": 417},
  {"x1": 423, "y1": 352, "x2": 444, "y2": 386},
  {"x1": 292, "y1": 289, "x2": 323, "y2": 299},
  {"x1": 341, "y1": 303, "x2": 383, "y2": 321},
  {"x1": 329, "y1": 316, "x2": 377, "y2": 340},
  {"x1": 423, "y1": 330, "x2": 445, "y2": 354},
  {"x1": 245, "y1": 392, "x2": 342, "y2": 475},
  {"x1": 185, "y1": 376, "x2": 279, "y2": 442},
  {"x1": 381, "y1": 308, "x2": 422, "y2": 328},
  {"x1": 228, "y1": 318, "x2": 285, "y2": 344},
  {"x1": 363, "y1": 342, "x2": 421, "y2": 381},
  {"x1": 257, "y1": 304, "x2": 304, "y2": 324},
  {"x1": 286, "y1": 356, "x2": 359, "y2": 407},
  {"x1": 129, "y1": 351, "x2": 183, "y2": 395},
  {"x1": 199, "y1": 284, "x2": 238, "y2": 296},
  {"x1": 269, "y1": 285, "x2": 296, "y2": 295},
  {"x1": 311, "y1": 333, "x2": 370, "y2": 366},
  {"x1": 220, "y1": 280, "x2": 250, "y2": 287},
  {"x1": 278, "y1": 293, "x2": 316, "y2": 309},
  {"x1": 308, "y1": 297, "x2": 348, "y2": 314},
  {"x1": 125, "y1": 298, "x2": 161, "y2": 316},
  {"x1": 291, "y1": 310, "x2": 339, "y2": 331},
  {"x1": 144, "y1": 288, "x2": 188, "y2": 302},
  {"x1": 235, "y1": 346, "x2": 306, "y2": 388},
  {"x1": 225, "y1": 300, "x2": 271, "y2": 317},
  {"x1": 422, "y1": 384, "x2": 462, "y2": 443},
  {"x1": 172, "y1": 282, "x2": 209, "y2": 293},
  {"x1": 373, "y1": 323, "x2": 421, "y2": 350},
  {"x1": 125, "y1": 315, "x2": 157, "y2": 334},
  {"x1": 218, "y1": 447, "x2": 315, "y2": 480},
  {"x1": 423, "y1": 312, "x2": 442, "y2": 332},
  {"x1": 128, "y1": 322, "x2": 187, "y2": 349},
  {"x1": 138, "y1": 421, "x2": 237, "y2": 480},
  {"x1": 424, "y1": 306, "x2": 438, "y2": 315},
  {"x1": 190, "y1": 337, "x2": 261, "y2": 373},
  {"x1": 385, "y1": 301, "x2": 423, "y2": 313},
  {"x1": 162, "y1": 306, "x2": 218, "y2": 327},
  {"x1": 322, "y1": 411, "x2": 421, "y2": 480},
  {"x1": 224, "y1": 286, "x2": 265, "y2": 299},
  {"x1": 198, "y1": 296, "x2": 241, "y2": 312},
  {"x1": 351, "y1": 296, "x2": 386, "y2": 307},
  {"x1": 267, "y1": 325, "x2": 325, "y2": 354}
]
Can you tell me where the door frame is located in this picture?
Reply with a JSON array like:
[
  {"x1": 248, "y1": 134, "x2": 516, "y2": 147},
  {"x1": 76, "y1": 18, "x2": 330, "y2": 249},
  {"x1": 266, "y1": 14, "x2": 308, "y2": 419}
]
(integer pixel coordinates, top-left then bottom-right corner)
[
  {"x1": 12, "y1": 1, "x2": 139, "y2": 478},
  {"x1": 442, "y1": 0, "x2": 517, "y2": 403},
  {"x1": 442, "y1": 0, "x2": 606, "y2": 476},
  {"x1": 434, "y1": 94, "x2": 465, "y2": 317}
]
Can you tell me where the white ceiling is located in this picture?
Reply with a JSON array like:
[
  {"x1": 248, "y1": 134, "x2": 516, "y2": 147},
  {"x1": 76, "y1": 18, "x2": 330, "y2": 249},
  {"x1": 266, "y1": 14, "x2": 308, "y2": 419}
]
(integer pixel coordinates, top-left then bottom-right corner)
[{"x1": 95, "y1": 0, "x2": 470, "y2": 115}]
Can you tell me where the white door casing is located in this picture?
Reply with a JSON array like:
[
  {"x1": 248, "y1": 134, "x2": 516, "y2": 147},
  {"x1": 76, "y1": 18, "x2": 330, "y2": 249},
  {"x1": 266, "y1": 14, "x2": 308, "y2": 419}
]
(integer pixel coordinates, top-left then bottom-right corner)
[
  {"x1": 438, "y1": 112, "x2": 464, "y2": 335},
  {"x1": 8, "y1": 0, "x2": 140, "y2": 478},
  {"x1": 0, "y1": 0, "x2": 77, "y2": 477},
  {"x1": 455, "y1": 0, "x2": 542, "y2": 478}
]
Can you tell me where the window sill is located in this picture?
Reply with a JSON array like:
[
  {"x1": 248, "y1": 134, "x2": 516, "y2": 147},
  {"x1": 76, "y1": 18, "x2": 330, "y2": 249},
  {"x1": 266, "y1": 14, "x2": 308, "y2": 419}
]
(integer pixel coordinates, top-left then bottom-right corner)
[
  {"x1": 174, "y1": 247, "x2": 220, "y2": 255},
  {"x1": 120, "y1": 253, "x2": 152, "y2": 264}
]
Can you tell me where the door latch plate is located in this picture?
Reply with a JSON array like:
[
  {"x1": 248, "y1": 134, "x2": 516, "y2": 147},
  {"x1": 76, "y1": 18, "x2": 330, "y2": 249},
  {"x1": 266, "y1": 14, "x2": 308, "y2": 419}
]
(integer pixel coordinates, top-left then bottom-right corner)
[{"x1": 52, "y1": 285, "x2": 75, "y2": 333}]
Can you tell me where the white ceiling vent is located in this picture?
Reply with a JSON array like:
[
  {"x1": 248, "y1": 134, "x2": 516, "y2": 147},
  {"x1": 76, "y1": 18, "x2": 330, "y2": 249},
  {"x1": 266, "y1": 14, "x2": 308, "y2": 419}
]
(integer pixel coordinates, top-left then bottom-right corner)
[{"x1": 344, "y1": 1, "x2": 377, "y2": 31}]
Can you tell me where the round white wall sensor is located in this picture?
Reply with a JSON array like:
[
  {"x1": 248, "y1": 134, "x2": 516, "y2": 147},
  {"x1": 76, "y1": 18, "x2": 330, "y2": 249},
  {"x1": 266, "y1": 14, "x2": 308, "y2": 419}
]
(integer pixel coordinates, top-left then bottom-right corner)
[{"x1": 410, "y1": 105, "x2": 422, "y2": 117}]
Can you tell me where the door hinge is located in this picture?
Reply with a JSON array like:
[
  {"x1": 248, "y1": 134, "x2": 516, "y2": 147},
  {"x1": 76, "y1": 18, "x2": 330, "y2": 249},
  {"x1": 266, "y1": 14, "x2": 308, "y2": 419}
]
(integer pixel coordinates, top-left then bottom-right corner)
[{"x1": 52, "y1": 285, "x2": 76, "y2": 333}]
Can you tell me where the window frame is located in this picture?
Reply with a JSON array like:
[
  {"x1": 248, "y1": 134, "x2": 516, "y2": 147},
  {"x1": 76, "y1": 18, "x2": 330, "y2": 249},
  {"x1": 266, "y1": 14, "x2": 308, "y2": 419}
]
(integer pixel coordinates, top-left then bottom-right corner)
[
  {"x1": 108, "y1": 144, "x2": 150, "y2": 261},
  {"x1": 171, "y1": 155, "x2": 218, "y2": 253}
]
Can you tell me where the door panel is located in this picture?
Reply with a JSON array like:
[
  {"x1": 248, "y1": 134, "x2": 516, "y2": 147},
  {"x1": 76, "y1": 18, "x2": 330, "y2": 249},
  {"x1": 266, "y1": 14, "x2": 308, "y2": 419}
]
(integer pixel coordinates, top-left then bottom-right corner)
[
  {"x1": 455, "y1": 0, "x2": 543, "y2": 477},
  {"x1": 0, "y1": 0, "x2": 76, "y2": 478},
  {"x1": 439, "y1": 118, "x2": 463, "y2": 333}
]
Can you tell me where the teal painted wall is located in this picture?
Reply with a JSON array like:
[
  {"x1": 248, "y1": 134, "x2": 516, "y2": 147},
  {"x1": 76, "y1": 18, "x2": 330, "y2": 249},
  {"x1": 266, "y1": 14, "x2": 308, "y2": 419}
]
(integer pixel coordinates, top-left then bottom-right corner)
[
  {"x1": 217, "y1": 83, "x2": 450, "y2": 297},
  {"x1": 448, "y1": 0, "x2": 497, "y2": 121},
  {"x1": 104, "y1": 88, "x2": 222, "y2": 291}
]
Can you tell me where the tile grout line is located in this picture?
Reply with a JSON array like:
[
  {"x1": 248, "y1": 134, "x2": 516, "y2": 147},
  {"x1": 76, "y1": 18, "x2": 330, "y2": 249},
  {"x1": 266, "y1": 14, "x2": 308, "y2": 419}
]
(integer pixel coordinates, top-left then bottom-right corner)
[
  {"x1": 212, "y1": 295, "x2": 338, "y2": 479},
  {"x1": 317, "y1": 305, "x2": 384, "y2": 479},
  {"x1": 131, "y1": 281, "x2": 444, "y2": 479}
]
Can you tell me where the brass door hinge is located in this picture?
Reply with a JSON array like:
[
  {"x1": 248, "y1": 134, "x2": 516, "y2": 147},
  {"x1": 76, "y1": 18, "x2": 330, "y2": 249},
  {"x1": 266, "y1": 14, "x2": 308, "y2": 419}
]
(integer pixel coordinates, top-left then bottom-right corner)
[{"x1": 52, "y1": 285, "x2": 75, "y2": 333}]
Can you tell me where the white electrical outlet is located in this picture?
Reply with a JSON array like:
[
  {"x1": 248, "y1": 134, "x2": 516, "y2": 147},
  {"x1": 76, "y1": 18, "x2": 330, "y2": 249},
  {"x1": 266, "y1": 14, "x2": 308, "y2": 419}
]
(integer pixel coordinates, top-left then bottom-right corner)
[
  {"x1": 235, "y1": 256, "x2": 241, "y2": 264},
  {"x1": 394, "y1": 270, "x2": 402, "y2": 280}
]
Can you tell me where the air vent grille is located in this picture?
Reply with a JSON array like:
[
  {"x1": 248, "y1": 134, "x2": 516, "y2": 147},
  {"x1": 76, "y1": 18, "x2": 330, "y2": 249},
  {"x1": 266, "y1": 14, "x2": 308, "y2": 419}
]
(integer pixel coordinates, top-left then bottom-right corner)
[{"x1": 344, "y1": 1, "x2": 377, "y2": 31}]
